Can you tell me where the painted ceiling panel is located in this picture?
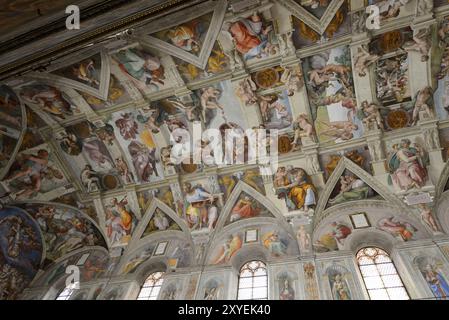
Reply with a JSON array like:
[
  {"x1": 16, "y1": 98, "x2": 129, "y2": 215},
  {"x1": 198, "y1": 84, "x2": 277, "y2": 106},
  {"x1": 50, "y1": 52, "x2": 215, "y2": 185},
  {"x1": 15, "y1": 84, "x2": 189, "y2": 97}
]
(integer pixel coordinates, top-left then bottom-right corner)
[{"x1": 0, "y1": 0, "x2": 449, "y2": 300}]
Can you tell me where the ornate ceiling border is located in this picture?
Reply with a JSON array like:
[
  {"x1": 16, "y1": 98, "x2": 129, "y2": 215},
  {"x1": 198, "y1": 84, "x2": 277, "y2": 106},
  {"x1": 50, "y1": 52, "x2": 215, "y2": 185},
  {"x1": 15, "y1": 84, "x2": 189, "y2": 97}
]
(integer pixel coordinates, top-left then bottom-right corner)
[
  {"x1": 137, "y1": 0, "x2": 228, "y2": 69},
  {"x1": 280, "y1": 0, "x2": 345, "y2": 35},
  {"x1": 0, "y1": 0, "x2": 201, "y2": 80}
]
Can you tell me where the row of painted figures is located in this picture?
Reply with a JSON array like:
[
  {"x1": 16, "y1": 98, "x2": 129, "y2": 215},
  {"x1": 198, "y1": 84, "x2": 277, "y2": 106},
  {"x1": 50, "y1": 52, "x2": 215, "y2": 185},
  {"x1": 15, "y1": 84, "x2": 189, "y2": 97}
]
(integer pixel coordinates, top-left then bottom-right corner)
[
  {"x1": 53, "y1": 260, "x2": 449, "y2": 301},
  {"x1": 0, "y1": 141, "x2": 432, "y2": 251},
  {"x1": 0, "y1": 197, "x2": 447, "y2": 300}
]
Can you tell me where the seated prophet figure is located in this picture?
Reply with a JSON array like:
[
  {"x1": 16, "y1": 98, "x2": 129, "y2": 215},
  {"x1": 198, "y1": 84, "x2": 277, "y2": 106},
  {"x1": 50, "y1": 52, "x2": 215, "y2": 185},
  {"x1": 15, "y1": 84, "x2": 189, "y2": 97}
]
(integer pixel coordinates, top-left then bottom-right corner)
[
  {"x1": 388, "y1": 139, "x2": 428, "y2": 190},
  {"x1": 285, "y1": 168, "x2": 317, "y2": 211},
  {"x1": 114, "y1": 48, "x2": 165, "y2": 89},
  {"x1": 110, "y1": 197, "x2": 134, "y2": 237},
  {"x1": 167, "y1": 21, "x2": 204, "y2": 53},
  {"x1": 229, "y1": 13, "x2": 273, "y2": 60},
  {"x1": 183, "y1": 182, "x2": 218, "y2": 230},
  {"x1": 328, "y1": 175, "x2": 370, "y2": 205}
]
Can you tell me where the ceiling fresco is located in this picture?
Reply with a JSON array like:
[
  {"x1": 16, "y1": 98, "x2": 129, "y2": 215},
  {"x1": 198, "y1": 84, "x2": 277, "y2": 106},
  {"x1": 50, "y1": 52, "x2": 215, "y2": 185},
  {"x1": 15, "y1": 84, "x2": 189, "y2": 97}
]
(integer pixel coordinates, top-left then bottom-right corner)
[{"x1": 2, "y1": 0, "x2": 449, "y2": 300}]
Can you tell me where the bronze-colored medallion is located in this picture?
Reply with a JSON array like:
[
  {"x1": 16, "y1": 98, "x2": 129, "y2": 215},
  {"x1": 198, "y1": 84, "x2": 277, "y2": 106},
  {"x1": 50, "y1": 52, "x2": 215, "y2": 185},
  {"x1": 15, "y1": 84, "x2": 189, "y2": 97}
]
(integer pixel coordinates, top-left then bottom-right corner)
[
  {"x1": 379, "y1": 30, "x2": 404, "y2": 53},
  {"x1": 71, "y1": 121, "x2": 92, "y2": 139},
  {"x1": 102, "y1": 174, "x2": 119, "y2": 190},
  {"x1": 278, "y1": 135, "x2": 293, "y2": 154},
  {"x1": 181, "y1": 161, "x2": 198, "y2": 173},
  {"x1": 386, "y1": 109, "x2": 409, "y2": 129},
  {"x1": 254, "y1": 68, "x2": 280, "y2": 89}
]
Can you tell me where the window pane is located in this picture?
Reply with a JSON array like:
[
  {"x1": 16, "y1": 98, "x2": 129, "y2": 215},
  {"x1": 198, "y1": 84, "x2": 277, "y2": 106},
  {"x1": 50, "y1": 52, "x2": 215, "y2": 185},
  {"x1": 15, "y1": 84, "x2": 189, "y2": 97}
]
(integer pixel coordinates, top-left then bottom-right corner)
[
  {"x1": 139, "y1": 288, "x2": 151, "y2": 297},
  {"x1": 252, "y1": 286, "x2": 268, "y2": 299},
  {"x1": 238, "y1": 277, "x2": 253, "y2": 289},
  {"x1": 254, "y1": 268, "x2": 267, "y2": 277},
  {"x1": 364, "y1": 247, "x2": 377, "y2": 257},
  {"x1": 369, "y1": 289, "x2": 389, "y2": 300},
  {"x1": 382, "y1": 274, "x2": 403, "y2": 288},
  {"x1": 387, "y1": 287, "x2": 409, "y2": 300},
  {"x1": 356, "y1": 247, "x2": 409, "y2": 301},
  {"x1": 154, "y1": 279, "x2": 164, "y2": 286},
  {"x1": 151, "y1": 286, "x2": 162, "y2": 297},
  {"x1": 364, "y1": 276, "x2": 384, "y2": 289},
  {"x1": 238, "y1": 288, "x2": 253, "y2": 300},
  {"x1": 240, "y1": 269, "x2": 252, "y2": 277},
  {"x1": 360, "y1": 265, "x2": 379, "y2": 277},
  {"x1": 253, "y1": 276, "x2": 267, "y2": 287},
  {"x1": 138, "y1": 272, "x2": 165, "y2": 300},
  {"x1": 376, "y1": 263, "x2": 396, "y2": 276},
  {"x1": 237, "y1": 261, "x2": 268, "y2": 301},
  {"x1": 375, "y1": 254, "x2": 391, "y2": 264},
  {"x1": 358, "y1": 256, "x2": 374, "y2": 265},
  {"x1": 248, "y1": 261, "x2": 260, "y2": 269}
]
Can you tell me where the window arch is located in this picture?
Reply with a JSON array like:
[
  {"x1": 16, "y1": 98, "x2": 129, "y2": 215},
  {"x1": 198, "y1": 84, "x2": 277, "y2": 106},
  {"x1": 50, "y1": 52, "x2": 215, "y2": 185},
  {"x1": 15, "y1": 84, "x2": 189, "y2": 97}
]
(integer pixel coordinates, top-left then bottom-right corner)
[
  {"x1": 56, "y1": 287, "x2": 75, "y2": 300},
  {"x1": 356, "y1": 247, "x2": 409, "y2": 300},
  {"x1": 137, "y1": 271, "x2": 165, "y2": 300},
  {"x1": 237, "y1": 260, "x2": 268, "y2": 300}
]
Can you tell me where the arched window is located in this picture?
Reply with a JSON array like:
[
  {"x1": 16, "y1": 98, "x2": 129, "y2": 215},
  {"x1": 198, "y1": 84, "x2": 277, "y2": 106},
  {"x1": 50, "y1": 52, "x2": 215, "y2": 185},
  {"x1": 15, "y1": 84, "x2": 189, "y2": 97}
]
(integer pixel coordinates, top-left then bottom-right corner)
[
  {"x1": 356, "y1": 247, "x2": 409, "y2": 300},
  {"x1": 137, "y1": 271, "x2": 165, "y2": 300},
  {"x1": 237, "y1": 260, "x2": 268, "y2": 300},
  {"x1": 56, "y1": 287, "x2": 75, "y2": 300}
]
